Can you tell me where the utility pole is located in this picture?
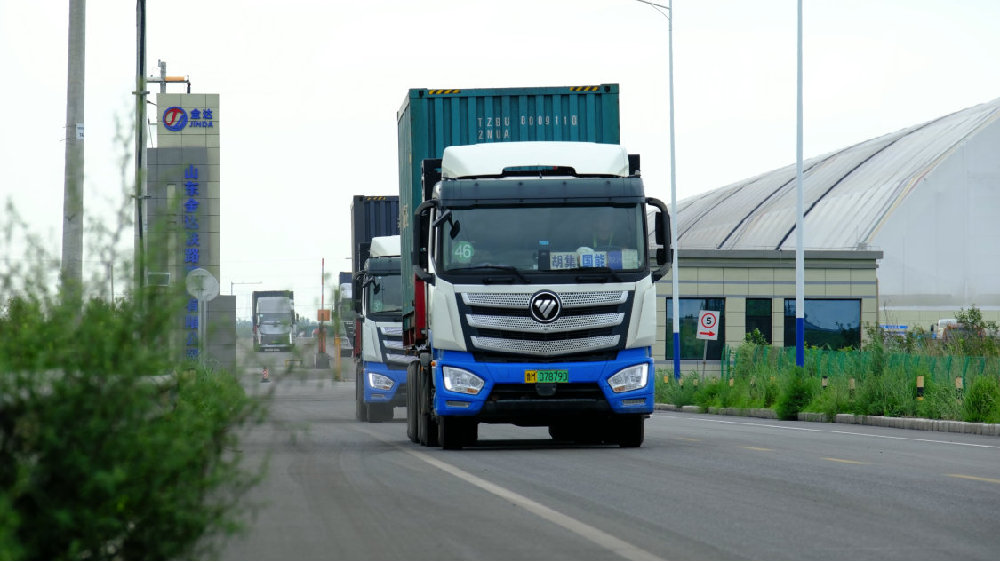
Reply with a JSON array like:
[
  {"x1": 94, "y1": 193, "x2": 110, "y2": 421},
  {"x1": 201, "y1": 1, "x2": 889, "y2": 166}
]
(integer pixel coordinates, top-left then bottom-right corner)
[
  {"x1": 61, "y1": 0, "x2": 85, "y2": 290},
  {"x1": 134, "y1": 0, "x2": 147, "y2": 290}
]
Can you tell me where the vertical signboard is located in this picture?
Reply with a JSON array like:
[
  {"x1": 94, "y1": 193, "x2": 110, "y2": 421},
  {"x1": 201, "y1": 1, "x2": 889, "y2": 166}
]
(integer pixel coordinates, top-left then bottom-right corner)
[{"x1": 148, "y1": 93, "x2": 221, "y2": 360}]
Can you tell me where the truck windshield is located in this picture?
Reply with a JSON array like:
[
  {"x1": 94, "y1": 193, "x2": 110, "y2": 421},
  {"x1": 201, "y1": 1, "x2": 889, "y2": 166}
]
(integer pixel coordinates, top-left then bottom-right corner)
[
  {"x1": 439, "y1": 204, "x2": 646, "y2": 273},
  {"x1": 366, "y1": 274, "x2": 403, "y2": 314}
]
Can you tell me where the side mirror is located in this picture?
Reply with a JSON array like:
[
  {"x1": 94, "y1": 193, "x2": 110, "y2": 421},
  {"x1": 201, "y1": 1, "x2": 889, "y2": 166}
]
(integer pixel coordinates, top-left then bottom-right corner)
[
  {"x1": 414, "y1": 200, "x2": 436, "y2": 284},
  {"x1": 646, "y1": 197, "x2": 672, "y2": 282}
]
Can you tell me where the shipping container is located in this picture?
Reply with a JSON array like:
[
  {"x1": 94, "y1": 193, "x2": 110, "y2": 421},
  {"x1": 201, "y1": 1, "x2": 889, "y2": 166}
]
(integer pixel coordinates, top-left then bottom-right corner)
[
  {"x1": 350, "y1": 195, "x2": 400, "y2": 279},
  {"x1": 396, "y1": 84, "x2": 622, "y2": 322}
]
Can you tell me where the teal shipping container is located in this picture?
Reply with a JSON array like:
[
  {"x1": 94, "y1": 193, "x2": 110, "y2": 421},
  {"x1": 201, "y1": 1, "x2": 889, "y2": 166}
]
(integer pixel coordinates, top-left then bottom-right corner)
[{"x1": 396, "y1": 84, "x2": 622, "y2": 323}]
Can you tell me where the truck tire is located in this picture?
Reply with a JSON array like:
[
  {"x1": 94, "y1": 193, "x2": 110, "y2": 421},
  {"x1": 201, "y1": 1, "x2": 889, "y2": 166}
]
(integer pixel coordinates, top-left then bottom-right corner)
[
  {"x1": 615, "y1": 416, "x2": 645, "y2": 448},
  {"x1": 548, "y1": 424, "x2": 575, "y2": 442},
  {"x1": 550, "y1": 421, "x2": 602, "y2": 444},
  {"x1": 368, "y1": 403, "x2": 393, "y2": 423},
  {"x1": 406, "y1": 362, "x2": 418, "y2": 443},
  {"x1": 438, "y1": 416, "x2": 477, "y2": 450},
  {"x1": 355, "y1": 363, "x2": 368, "y2": 422},
  {"x1": 417, "y1": 364, "x2": 439, "y2": 447}
]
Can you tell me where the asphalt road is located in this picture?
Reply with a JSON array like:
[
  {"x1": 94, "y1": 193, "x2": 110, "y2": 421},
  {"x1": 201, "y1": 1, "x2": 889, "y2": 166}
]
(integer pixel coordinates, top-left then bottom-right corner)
[{"x1": 210, "y1": 362, "x2": 1000, "y2": 560}]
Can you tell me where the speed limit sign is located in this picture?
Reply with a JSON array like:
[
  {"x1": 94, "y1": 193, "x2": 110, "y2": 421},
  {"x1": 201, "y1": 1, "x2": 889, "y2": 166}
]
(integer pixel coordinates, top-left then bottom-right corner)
[{"x1": 697, "y1": 310, "x2": 719, "y2": 340}]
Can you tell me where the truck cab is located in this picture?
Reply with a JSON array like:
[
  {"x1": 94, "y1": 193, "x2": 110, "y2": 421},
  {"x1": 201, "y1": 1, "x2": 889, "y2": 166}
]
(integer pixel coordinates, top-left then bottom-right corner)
[
  {"x1": 405, "y1": 141, "x2": 670, "y2": 448},
  {"x1": 355, "y1": 235, "x2": 412, "y2": 422}
]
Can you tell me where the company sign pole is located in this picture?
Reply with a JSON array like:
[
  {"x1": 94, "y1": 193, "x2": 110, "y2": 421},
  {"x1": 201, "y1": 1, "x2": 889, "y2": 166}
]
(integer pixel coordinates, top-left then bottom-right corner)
[
  {"x1": 186, "y1": 268, "x2": 219, "y2": 361},
  {"x1": 696, "y1": 310, "x2": 718, "y2": 378}
]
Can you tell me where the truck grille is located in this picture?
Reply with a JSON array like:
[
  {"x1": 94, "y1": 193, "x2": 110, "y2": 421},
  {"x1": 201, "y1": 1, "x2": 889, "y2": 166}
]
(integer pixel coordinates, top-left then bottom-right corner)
[
  {"x1": 379, "y1": 326, "x2": 412, "y2": 369},
  {"x1": 458, "y1": 290, "x2": 631, "y2": 359}
]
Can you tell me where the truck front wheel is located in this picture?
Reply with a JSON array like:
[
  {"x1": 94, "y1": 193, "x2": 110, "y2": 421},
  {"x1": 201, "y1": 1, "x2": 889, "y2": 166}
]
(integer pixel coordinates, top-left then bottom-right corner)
[
  {"x1": 438, "y1": 416, "x2": 477, "y2": 450},
  {"x1": 368, "y1": 403, "x2": 393, "y2": 422},
  {"x1": 406, "y1": 362, "x2": 418, "y2": 443},
  {"x1": 615, "y1": 415, "x2": 645, "y2": 448},
  {"x1": 355, "y1": 363, "x2": 368, "y2": 422},
  {"x1": 416, "y1": 364, "x2": 439, "y2": 447}
]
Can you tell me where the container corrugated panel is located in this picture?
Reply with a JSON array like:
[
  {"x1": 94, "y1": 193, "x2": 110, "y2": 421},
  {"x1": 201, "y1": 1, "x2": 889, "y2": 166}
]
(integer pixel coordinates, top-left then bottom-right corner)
[
  {"x1": 350, "y1": 195, "x2": 400, "y2": 276},
  {"x1": 397, "y1": 84, "x2": 621, "y2": 322}
]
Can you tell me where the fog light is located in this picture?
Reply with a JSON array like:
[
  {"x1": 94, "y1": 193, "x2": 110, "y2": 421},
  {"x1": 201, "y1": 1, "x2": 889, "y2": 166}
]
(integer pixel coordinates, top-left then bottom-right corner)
[{"x1": 608, "y1": 364, "x2": 648, "y2": 393}]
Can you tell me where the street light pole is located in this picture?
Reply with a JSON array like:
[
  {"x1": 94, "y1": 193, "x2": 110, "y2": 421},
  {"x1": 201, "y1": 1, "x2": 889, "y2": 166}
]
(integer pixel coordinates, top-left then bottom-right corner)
[
  {"x1": 637, "y1": 0, "x2": 681, "y2": 380},
  {"x1": 795, "y1": 0, "x2": 805, "y2": 367}
]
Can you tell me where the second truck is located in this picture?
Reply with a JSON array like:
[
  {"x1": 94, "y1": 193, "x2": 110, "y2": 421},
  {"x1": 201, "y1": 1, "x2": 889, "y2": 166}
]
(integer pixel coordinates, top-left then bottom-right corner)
[
  {"x1": 353, "y1": 235, "x2": 411, "y2": 422},
  {"x1": 350, "y1": 196, "x2": 409, "y2": 422}
]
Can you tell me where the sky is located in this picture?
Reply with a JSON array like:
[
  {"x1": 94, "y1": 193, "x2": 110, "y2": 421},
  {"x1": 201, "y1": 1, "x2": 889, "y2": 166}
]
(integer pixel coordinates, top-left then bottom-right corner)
[{"x1": 2, "y1": 0, "x2": 999, "y2": 320}]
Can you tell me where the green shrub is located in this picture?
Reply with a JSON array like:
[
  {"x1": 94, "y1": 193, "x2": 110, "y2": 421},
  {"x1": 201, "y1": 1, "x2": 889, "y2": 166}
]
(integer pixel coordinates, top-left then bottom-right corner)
[
  {"x1": 915, "y1": 371, "x2": 962, "y2": 420},
  {"x1": 744, "y1": 329, "x2": 768, "y2": 346},
  {"x1": 773, "y1": 368, "x2": 813, "y2": 420},
  {"x1": 0, "y1": 204, "x2": 267, "y2": 560},
  {"x1": 849, "y1": 366, "x2": 908, "y2": 417},
  {"x1": 962, "y1": 376, "x2": 1000, "y2": 423},
  {"x1": 693, "y1": 376, "x2": 724, "y2": 409},
  {"x1": 0, "y1": 291, "x2": 267, "y2": 560},
  {"x1": 656, "y1": 372, "x2": 702, "y2": 407},
  {"x1": 803, "y1": 376, "x2": 853, "y2": 421}
]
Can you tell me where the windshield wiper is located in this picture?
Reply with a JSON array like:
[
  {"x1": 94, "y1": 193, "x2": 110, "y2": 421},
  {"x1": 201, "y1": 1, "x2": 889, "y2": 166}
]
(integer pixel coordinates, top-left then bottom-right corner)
[
  {"x1": 448, "y1": 264, "x2": 529, "y2": 284},
  {"x1": 571, "y1": 266, "x2": 623, "y2": 283}
]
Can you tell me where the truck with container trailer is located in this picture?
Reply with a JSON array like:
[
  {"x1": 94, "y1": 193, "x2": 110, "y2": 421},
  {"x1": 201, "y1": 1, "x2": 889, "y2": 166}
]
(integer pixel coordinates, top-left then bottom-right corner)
[
  {"x1": 252, "y1": 290, "x2": 296, "y2": 352},
  {"x1": 397, "y1": 85, "x2": 671, "y2": 449},
  {"x1": 354, "y1": 235, "x2": 411, "y2": 422},
  {"x1": 349, "y1": 196, "x2": 402, "y2": 420}
]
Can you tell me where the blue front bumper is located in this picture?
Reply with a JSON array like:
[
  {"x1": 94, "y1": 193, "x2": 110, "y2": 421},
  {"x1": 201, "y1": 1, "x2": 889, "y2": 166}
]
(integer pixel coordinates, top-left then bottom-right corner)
[
  {"x1": 431, "y1": 348, "x2": 655, "y2": 422},
  {"x1": 362, "y1": 362, "x2": 408, "y2": 406}
]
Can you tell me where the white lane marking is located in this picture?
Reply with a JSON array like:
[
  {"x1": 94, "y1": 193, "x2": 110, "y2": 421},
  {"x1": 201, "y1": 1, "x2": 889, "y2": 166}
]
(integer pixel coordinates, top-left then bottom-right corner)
[
  {"x1": 741, "y1": 422, "x2": 821, "y2": 432},
  {"x1": 831, "y1": 430, "x2": 908, "y2": 440},
  {"x1": 354, "y1": 426, "x2": 658, "y2": 561},
  {"x1": 662, "y1": 414, "x2": 996, "y2": 448},
  {"x1": 914, "y1": 438, "x2": 995, "y2": 448}
]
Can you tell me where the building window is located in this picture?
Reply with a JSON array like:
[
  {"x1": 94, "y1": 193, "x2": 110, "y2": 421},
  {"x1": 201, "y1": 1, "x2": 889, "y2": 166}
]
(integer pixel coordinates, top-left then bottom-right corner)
[
  {"x1": 783, "y1": 299, "x2": 861, "y2": 350},
  {"x1": 666, "y1": 298, "x2": 726, "y2": 360},
  {"x1": 745, "y1": 298, "x2": 772, "y2": 344}
]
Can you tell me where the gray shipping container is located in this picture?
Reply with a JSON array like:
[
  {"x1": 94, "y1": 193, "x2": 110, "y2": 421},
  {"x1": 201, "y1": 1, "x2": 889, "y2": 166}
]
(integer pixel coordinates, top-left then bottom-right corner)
[{"x1": 396, "y1": 84, "x2": 622, "y2": 324}]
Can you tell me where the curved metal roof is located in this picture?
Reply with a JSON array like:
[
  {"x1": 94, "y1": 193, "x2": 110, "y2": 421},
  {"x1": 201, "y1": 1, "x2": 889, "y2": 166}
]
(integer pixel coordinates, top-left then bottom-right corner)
[{"x1": 674, "y1": 98, "x2": 1000, "y2": 251}]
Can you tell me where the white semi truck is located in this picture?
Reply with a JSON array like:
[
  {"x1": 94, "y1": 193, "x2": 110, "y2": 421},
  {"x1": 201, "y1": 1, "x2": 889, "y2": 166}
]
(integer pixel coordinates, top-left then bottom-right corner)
[
  {"x1": 403, "y1": 141, "x2": 670, "y2": 448},
  {"x1": 354, "y1": 235, "x2": 411, "y2": 422}
]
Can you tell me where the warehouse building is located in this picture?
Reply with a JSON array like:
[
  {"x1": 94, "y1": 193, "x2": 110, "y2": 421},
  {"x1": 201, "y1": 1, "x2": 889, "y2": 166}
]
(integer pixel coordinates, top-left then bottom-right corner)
[{"x1": 655, "y1": 97, "x2": 1000, "y2": 370}]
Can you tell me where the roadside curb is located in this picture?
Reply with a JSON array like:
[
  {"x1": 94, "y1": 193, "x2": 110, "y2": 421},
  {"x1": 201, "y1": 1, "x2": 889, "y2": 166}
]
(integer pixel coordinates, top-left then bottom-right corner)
[{"x1": 654, "y1": 404, "x2": 1000, "y2": 437}]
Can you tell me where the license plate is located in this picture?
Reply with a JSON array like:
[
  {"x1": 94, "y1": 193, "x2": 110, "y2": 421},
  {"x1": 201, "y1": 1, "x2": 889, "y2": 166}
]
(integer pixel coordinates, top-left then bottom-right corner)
[{"x1": 525, "y1": 369, "x2": 569, "y2": 384}]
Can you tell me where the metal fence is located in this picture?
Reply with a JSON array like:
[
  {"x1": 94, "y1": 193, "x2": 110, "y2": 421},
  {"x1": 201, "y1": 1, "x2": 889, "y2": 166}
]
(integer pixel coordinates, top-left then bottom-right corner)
[{"x1": 721, "y1": 344, "x2": 1000, "y2": 388}]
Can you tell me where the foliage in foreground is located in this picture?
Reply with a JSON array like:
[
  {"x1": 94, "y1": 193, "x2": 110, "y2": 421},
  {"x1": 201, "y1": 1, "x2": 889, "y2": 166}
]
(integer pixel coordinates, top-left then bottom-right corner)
[{"x1": 0, "y1": 287, "x2": 266, "y2": 560}]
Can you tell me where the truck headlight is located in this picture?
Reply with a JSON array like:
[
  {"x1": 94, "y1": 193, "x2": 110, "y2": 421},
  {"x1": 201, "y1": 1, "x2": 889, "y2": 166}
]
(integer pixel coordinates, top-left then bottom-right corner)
[
  {"x1": 442, "y1": 366, "x2": 484, "y2": 395},
  {"x1": 608, "y1": 363, "x2": 648, "y2": 393},
  {"x1": 367, "y1": 372, "x2": 395, "y2": 391}
]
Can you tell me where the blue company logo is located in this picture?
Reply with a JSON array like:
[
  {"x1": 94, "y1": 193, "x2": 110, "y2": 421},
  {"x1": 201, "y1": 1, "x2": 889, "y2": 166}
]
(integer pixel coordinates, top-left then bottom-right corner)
[{"x1": 163, "y1": 106, "x2": 188, "y2": 131}]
